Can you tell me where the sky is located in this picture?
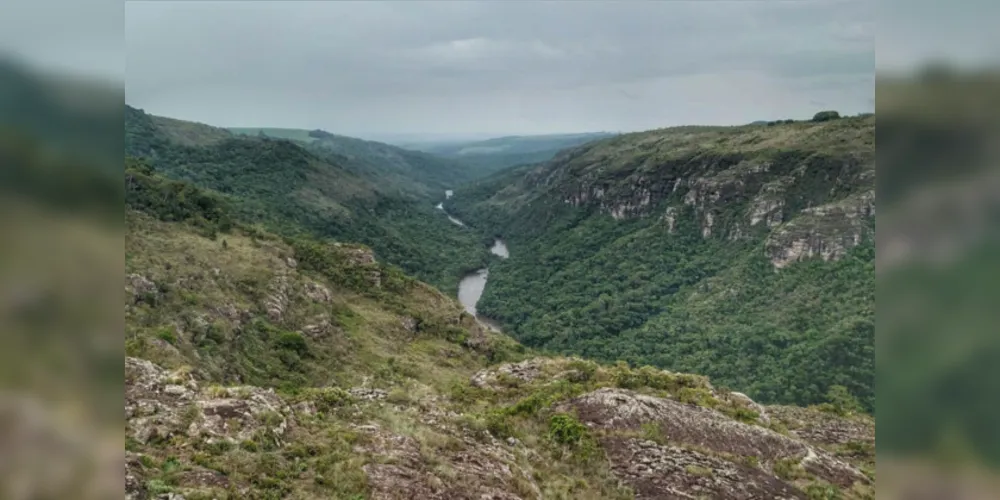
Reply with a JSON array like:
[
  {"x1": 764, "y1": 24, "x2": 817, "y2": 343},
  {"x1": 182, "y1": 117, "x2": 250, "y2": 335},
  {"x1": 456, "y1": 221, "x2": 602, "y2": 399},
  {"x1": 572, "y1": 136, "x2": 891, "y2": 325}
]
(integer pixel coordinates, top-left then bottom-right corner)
[
  {"x1": 122, "y1": 1, "x2": 878, "y2": 137},
  {"x1": 3, "y1": 0, "x2": 995, "y2": 139}
]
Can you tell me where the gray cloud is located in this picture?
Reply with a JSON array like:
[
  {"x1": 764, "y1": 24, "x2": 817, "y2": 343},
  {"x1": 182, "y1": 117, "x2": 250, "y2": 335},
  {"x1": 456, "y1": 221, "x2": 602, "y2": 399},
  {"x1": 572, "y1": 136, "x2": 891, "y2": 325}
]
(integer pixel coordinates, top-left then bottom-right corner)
[{"x1": 126, "y1": 1, "x2": 875, "y2": 136}]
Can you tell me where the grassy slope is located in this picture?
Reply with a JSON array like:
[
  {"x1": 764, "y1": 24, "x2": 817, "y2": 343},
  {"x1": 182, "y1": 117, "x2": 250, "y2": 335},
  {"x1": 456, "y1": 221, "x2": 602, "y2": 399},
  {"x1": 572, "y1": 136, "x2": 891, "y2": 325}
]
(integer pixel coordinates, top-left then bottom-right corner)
[{"x1": 447, "y1": 116, "x2": 876, "y2": 411}]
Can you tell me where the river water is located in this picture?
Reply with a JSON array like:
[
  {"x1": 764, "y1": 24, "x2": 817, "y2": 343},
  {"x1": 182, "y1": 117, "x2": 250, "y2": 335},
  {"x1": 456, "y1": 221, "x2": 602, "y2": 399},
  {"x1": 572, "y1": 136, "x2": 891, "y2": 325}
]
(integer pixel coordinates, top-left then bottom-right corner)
[
  {"x1": 457, "y1": 239, "x2": 509, "y2": 316},
  {"x1": 436, "y1": 192, "x2": 508, "y2": 326}
]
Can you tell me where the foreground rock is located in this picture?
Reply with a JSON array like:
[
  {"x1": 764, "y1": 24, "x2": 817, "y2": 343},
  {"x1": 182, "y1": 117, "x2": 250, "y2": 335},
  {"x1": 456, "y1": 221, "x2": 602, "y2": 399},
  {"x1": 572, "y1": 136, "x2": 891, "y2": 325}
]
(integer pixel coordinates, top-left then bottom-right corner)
[{"x1": 560, "y1": 388, "x2": 871, "y2": 498}]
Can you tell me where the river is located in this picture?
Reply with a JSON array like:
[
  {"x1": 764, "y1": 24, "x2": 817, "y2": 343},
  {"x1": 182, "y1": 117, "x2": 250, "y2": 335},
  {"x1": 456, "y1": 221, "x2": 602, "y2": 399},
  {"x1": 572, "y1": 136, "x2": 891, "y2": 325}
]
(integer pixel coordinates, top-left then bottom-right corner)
[{"x1": 436, "y1": 192, "x2": 508, "y2": 329}]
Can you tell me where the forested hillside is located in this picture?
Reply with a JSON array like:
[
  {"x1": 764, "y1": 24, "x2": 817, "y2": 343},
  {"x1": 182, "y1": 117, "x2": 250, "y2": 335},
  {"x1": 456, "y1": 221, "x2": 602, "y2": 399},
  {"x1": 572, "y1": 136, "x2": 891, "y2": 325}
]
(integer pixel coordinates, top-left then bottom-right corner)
[
  {"x1": 126, "y1": 106, "x2": 488, "y2": 294},
  {"x1": 230, "y1": 127, "x2": 478, "y2": 197},
  {"x1": 447, "y1": 115, "x2": 875, "y2": 412}
]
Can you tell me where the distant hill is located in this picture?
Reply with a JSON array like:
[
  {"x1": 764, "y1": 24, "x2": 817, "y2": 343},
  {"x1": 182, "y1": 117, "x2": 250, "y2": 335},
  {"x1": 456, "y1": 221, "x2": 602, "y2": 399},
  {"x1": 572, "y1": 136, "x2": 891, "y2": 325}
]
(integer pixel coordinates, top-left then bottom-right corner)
[
  {"x1": 229, "y1": 127, "x2": 477, "y2": 196},
  {"x1": 403, "y1": 132, "x2": 617, "y2": 175}
]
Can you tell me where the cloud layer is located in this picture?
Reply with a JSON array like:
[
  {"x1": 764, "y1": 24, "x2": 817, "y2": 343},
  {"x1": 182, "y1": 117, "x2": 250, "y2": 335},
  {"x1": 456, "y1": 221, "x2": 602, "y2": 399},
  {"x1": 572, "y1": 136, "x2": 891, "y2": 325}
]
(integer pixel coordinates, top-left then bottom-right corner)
[{"x1": 125, "y1": 1, "x2": 876, "y2": 136}]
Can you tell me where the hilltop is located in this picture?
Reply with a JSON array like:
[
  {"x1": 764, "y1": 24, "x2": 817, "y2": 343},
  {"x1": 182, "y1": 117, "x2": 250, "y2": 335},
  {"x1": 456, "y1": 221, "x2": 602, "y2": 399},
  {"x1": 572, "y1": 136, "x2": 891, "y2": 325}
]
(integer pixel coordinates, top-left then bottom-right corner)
[{"x1": 446, "y1": 114, "x2": 875, "y2": 412}]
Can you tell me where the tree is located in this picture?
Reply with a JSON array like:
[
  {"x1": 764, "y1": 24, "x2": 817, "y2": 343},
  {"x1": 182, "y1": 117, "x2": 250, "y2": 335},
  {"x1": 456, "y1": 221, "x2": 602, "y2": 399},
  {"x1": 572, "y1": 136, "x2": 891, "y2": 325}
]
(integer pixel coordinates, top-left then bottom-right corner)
[{"x1": 812, "y1": 110, "x2": 841, "y2": 122}]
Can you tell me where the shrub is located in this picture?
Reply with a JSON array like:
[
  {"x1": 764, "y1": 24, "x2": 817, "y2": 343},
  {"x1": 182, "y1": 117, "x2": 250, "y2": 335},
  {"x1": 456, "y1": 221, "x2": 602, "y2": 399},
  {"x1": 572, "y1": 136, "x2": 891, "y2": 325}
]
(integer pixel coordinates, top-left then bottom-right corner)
[
  {"x1": 805, "y1": 482, "x2": 841, "y2": 499},
  {"x1": 811, "y1": 110, "x2": 841, "y2": 122},
  {"x1": 275, "y1": 331, "x2": 309, "y2": 356},
  {"x1": 823, "y1": 385, "x2": 862, "y2": 416},
  {"x1": 307, "y1": 387, "x2": 352, "y2": 412},
  {"x1": 548, "y1": 413, "x2": 588, "y2": 446},
  {"x1": 485, "y1": 410, "x2": 515, "y2": 439},
  {"x1": 155, "y1": 327, "x2": 178, "y2": 345},
  {"x1": 566, "y1": 359, "x2": 598, "y2": 382}
]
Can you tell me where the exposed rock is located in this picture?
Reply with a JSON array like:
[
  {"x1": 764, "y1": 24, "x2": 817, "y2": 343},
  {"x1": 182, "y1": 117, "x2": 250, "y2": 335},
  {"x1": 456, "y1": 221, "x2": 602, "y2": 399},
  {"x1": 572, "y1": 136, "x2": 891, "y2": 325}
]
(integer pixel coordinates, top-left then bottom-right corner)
[
  {"x1": 262, "y1": 274, "x2": 289, "y2": 323},
  {"x1": 355, "y1": 427, "x2": 533, "y2": 500},
  {"x1": 303, "y1": 280, "x2": 332, "y2": 303},
  {"x1": 663, "y1": 206, "x2": 679, "y2": 233},
  {"x1": 285, "y1": 257, "x2": 298, "y2": 268},
  {"x1": 747, "y1": 184, "x2": 785, "y2": 228},
  {"x1": 214, "y1": 303, "x2": 250, "y2": 327},
  {"x1": 293, "y1": 401, "x2": 317, "y2": 417},
  {"x1": 766, "y1": 190, "x2": 874, "y2": 268},
  {"x1": 192, "y1": 386, "x2": 292, "y2": 445},
  {"x1": 400, "y1": 316, "x2": 418, "y2": 334},
  {"x1": 349, "y1": 388, "x2": 388, "y2": 401},
  {"x1": 125, "y1": 452, "x2": 146, "y2": 500},
  {"x1": 127, "y1": 273, "x2": 158, "y2": 303},
  {"x1": 604, "y1": 437, "x2": 806, "y2": 499},
  {"x1": 126, "y1": 357, "x2": 294, "y2": 448},
  {"x1": 470, "y1": 359, "x2": 546, "y2": 389},
  {"x1": 561, "y1": 388, "x2": 869, "y2": 490},
  {"x1": 301, "y1": 316, "x2": 333, "y2": 338},
  {"x1": 766, "y1": 405, "x2": 874, "y2": 450}
]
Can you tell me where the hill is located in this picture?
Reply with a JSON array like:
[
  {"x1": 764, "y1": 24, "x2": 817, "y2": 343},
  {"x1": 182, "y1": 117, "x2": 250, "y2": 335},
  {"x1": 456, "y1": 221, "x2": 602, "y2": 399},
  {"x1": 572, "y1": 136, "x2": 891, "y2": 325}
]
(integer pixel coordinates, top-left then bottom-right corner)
[
  {"x1": 446, "y1": 115, "x2": 876, "y2": 412},
  {"x1": 229, "y1": 127, "x2": 477, "y2": 196},
  {"x1": 404, "y1": 132, "x2": 617, "y2": 176},
  {"x1": 303, "y1": 129, "x2": 477, "y2": 197},
  {"x1": 126, "y1": 106, "x2": 489, "y2": 295},
  {"x1": 125, "y1": 172, "x2": 874, "y2": 498}
]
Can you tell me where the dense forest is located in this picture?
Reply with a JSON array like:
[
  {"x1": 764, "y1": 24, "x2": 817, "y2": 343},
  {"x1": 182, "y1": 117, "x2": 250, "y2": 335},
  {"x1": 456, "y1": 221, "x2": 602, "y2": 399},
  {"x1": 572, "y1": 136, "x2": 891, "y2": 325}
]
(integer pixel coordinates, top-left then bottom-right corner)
[
  {"x1": 126, "y1": 105, "x2": 489, "y2": 294},
  {"x1": 447, "y1": 116, "x2": 876, "y2": 412}
]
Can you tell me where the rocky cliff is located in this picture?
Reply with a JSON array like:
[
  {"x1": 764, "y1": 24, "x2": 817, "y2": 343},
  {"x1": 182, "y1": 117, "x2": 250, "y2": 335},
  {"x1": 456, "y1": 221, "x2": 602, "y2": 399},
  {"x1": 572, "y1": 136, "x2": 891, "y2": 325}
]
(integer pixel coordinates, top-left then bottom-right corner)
[{"x1": 505, "y1": 116, "x2": 874, "y2": 268}]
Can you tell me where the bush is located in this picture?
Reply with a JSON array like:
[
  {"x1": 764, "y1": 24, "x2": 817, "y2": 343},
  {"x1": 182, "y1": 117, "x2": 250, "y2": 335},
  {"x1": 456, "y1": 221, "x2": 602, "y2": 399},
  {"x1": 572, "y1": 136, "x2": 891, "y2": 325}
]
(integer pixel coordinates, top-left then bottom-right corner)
[
  {"x1": 811, "y1": 110, "x2": 841, "y2": 122},
  {"x1": 548, "y1": 413, "x2": 588, "y2": 445},
  {"x1": 307, "y1": 387, "x2": 352, "y2": 412},
  {"x1": 485, "y1": 411, "x2": 515, "y2": 439},
  {"x1": 818, "y1": 385, "x2": 862, "y2": 416},
  {"x1": 275, "y1": 331, "x2": 309, "y2": 356},
  {"x1": 155, "y1": 327, "x2": 178, "y2": 345}
]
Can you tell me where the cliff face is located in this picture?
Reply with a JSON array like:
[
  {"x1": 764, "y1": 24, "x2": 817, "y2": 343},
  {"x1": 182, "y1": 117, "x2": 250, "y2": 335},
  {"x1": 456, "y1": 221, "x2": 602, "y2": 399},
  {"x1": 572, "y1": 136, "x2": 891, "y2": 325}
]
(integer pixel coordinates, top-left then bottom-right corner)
[{"x1": 524, "y1": 116, "x2": 875, "y2": 267}]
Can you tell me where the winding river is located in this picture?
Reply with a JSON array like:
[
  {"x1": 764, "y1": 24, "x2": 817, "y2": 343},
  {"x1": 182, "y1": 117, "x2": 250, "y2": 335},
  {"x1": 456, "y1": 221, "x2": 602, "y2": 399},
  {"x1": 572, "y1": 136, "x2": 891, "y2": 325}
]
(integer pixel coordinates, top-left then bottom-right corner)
[{"x1": 436, "y1": 192, "x2": 508, "y2": 330}]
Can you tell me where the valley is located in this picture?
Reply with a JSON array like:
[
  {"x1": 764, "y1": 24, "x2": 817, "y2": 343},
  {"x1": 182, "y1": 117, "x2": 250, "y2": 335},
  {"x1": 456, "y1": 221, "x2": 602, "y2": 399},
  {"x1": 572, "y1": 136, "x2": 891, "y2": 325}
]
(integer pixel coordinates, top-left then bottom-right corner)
[{"x1": 124, "y1": 104, "x2": 875, "y2": 499}]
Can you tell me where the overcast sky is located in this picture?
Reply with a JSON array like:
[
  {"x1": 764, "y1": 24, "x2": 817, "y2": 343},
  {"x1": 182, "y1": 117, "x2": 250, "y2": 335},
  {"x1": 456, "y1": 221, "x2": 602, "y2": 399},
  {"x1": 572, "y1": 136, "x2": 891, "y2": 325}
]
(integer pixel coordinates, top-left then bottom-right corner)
[
  {"x1": 120, "y1": 1, "x2": 884, "y2": 137},
  {"x1": 0, "y1": 0, "x2": 995, "y2": 138}
]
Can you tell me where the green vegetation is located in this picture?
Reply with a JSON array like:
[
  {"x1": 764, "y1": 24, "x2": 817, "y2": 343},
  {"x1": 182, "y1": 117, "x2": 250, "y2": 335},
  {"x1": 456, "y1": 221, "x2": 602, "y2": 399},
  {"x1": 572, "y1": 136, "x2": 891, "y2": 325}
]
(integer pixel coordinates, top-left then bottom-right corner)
[
  {"x1": 229, "y1": 127, "x2": 319, "y2": 143},
  {"x1": 811, "y1": 110, "x2": 842, "y2": 122},
  {"x1": 126, "y1": 106, "x2": 488, "y2": 294},
  {"x1": 447, "y1": 115, "x2": 875, "y2": 412}
]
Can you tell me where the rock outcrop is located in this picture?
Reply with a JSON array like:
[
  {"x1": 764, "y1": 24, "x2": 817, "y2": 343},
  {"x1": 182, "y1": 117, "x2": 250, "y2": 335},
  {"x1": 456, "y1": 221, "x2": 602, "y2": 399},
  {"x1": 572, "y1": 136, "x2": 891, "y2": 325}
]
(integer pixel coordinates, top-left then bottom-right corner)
[{"x1": 560, "y1": 388, "x2": 871, "y2": 497}]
